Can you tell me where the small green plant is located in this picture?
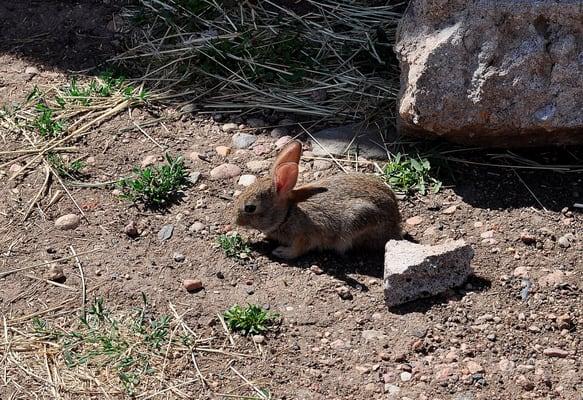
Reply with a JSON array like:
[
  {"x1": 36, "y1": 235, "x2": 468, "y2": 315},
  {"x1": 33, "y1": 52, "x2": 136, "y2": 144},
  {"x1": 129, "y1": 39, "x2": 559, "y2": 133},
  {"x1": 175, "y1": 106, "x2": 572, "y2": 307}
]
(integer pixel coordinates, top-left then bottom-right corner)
[
  {"x1": 242, "y1": 389, "x2": 272, "y2": 400},
  {"x1": 33, "y1": 103, "x2": 63, "y2": 138},
  {"x1": 118, "y1": 154, "x2": 189, "y2": 208},
  {"x1": 60, "y1": 73, "x2": 147, "y2": 106},
  {"x1": 217, "y1": 232, "x2": 251, "y2": 259},
  {"x1": 223, "y1": 304, "x2": 279, "y2": 336},
  {"x1": 47, "y1": 153, "x2": 86, "y2": 180},
  {"x1": 32, "y1": 318, "x2": 62, "y2": 340},
  {"x1": 65, "y1": 77, "x2": 93, "y2": 106},
  {"x1": 26, "y1": 85, "x2": 42, "y2": 102},
  {"x1": 382, "y1": 153, "x2": 442, "y2": 195},
  {"x1": 92, "y1": 71, "x2": 125, "y2": 97},
  {"x1": 50, "y1": 297, "x2": 175, "y2": 395}
]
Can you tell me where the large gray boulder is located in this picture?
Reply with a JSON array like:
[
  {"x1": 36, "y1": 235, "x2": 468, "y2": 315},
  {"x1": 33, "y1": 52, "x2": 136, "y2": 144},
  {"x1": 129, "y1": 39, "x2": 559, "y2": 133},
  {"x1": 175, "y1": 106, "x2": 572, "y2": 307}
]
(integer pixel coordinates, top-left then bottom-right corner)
[{"x1": 396, "y1": 0, "x2": 583, "y2": 147}]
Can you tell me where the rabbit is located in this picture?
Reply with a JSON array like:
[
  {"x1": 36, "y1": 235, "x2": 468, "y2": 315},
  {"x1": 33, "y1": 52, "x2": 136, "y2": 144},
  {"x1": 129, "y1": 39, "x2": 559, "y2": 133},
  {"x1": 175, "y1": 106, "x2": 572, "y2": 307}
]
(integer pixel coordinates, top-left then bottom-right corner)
[{"x1": 233, "y1": 140, "x2": 402, "y2": 259}]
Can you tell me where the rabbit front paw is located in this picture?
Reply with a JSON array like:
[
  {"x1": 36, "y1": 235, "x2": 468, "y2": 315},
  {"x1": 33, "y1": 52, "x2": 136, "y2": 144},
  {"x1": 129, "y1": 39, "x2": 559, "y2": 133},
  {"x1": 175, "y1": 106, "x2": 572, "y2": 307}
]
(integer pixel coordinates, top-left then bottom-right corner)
[{"x1": 272, "y1": 245, "x2": 298, "y2": 260}]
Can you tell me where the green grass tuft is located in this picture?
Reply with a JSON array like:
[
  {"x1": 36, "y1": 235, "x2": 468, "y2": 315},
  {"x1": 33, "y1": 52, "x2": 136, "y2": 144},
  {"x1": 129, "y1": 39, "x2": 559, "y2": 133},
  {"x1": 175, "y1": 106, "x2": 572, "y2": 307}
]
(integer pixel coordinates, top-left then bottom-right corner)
[
  {"x1": 118, "y1": 154, "x2": 189, "y2": 208},
  {"x1": 223, "y1": 304, "x2": 279, "y2": 336},
  {"x1": 61, "y1": 73, "x2": 148, "y2": 106},
  {"x1": 382, "y1": 153, "x2": 442, "y2": 195},
  {"x1": 217, "y1": 232, "x2": 251, "y2": 259},
  {"x1": 47, "y1": 153, "x2": 86, "y2": 180},
  {"x1": 33, "y1": 103, "x2": 64, "y2": 138},
  {"x1": 32, "y1": 297, "x2": 173, "y2": 396}
]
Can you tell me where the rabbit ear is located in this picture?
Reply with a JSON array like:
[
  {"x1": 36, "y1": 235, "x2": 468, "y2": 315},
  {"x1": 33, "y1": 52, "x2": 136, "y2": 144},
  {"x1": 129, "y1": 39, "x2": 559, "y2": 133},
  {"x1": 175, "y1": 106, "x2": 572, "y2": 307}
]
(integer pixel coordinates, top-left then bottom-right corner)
[
  {"x1": 273, "y1": 140, "x2": 302, "y2": 169},
  {"x1": 273, "y1": 162, "x2": 299, "y2": 196},
  {"x1": 272, "y1": 140, "x2": 302, "y2": 196},
  {"x1": 289, "y1": 185, "x2": 327, "y2": 203}
]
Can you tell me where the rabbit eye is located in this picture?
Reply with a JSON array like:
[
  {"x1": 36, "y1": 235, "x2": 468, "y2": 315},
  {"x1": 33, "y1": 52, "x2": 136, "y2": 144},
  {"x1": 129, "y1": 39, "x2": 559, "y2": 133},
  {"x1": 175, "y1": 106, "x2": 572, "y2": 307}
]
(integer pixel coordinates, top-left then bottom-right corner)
[{"x1": 244, "y1": 204, "x2": 256, "y2": 213}]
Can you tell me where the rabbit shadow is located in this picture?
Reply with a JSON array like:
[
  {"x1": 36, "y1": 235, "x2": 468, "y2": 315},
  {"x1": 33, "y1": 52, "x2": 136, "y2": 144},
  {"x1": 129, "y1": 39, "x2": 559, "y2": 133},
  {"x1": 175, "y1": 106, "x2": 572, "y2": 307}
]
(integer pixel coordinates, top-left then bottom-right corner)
[
  {"x1": 250, "y1": 237, "x2": 412, "y2": 292},
  {"x1": 250, "y1": 239, "x2": 491, "y2": 314}
]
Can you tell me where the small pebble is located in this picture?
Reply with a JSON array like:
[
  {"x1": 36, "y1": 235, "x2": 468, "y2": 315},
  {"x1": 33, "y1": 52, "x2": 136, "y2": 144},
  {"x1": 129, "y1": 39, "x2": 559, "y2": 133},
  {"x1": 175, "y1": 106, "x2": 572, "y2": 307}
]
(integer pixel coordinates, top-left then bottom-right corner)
[
  {"x1": 406, "y1": 216, "x2": 423, "y2": 226},
  {"x1": 25, "y1": 66, "x2": 40, "y2": 75},
  {"x1": 442, "y1": 205, "x2": 457, "y2": 214},
  {"x1": 252, "y1": 335, "x2": 266, "y2": 344},
  {"x1": 47, "y1": 264, "x2": 65, "y2": 283},
  {"x1": 141, "y1": 155, "x2": 158, "y2": 168},
  {"x1": 330, "y1": 339, "x2": 347, "y2": 349},
  {"x1": 215, "y1": 146, "x2": 231, "y2": 157},
  {"x1": 543, "y1": 347, "x2": 569, "y2": 358},
  {"x1": 275, "y1": 136, "x2": 293, "y2": 149},
  {"x1": 480, "y1": 230, "x2": 494, "y2": 239},
  {"x1": 183, "y1": 279, "x2": 203, "y2": 292},
  {"x1": 158, "y1": 224, "x2": 174, "y2": 241},
  {"x1": 190, "y1": 222, "x2": 205, "y2": 232},
  {"x1": 238, "y1": 174, "x2": 257, "y2": 187},
  {"x1": 435, "y1": 366, "x2": 455, "y2": 383},
  {"x1": 336, "y1": 286, "x2": 353, "y2": 300},
  {"x1": 187, "y1": 171, "x2": 201, "y2": 185},
  {"x1": 538, "y1": 270, "x2": 566, "y2": 287},
  {"x1": 173, "y1": 253, "x2": 186, "y2": 262},
  {"x1": 252, "y1": 144, "x2": 270, "y2": 155},
  {"x1": 558, "y1": 233, "x2": 575, "y2": 248},
  {"x1": 517, "y1": 375, "x2": 535, "y2": 391},
  {"x1": 221, "y1": 123, "x2": 238, "y2": 133},
  {"x1": 246, "y1": 160, "x2": 271, "y2": 172},
  {"x1": 519, "y1": 231, "x2": 537, "y2": 245},
  {"x1": 361, "y1": 330, "x2": 387, "y2": 341},
  {"x1": 54, "y1": 214, "x2": 81, "y2": 230},
  {"x1": 445, "y1": 350, "x2": 459, "y2": 362},
  {"x1": 556, "y1": 314, "x2": 572, "y2": 329},
  {"x1": 188, "y1": 151, "x2": 203, "y2": 162},
  {"x1": 363, "y1": 382, "x2": 376, "y2": 392},
  {"x1": 9, "y1": 163, "x2": 23, "y2": 174},
  {"x1": 232, "y1": 133, "x2": 257, "y2": 149},
  {"x1": 124, "y1": 221, "x2": 139, "y2": 238},
  {"x1": 400, "y1": 371, "x2": 412, "y2": 382},
  {"x1": 498, "y1": 358, "x2": 515, "y2": 372},
  {"x1": 210, "y1": 164, "x2": 241, "y2": 180},
  {"x1": 310, "y1": 265, "x2": 324, "y2": 275},
  {"x1": 512, "y1": 266, "x2": 529, "y2": 278},
  {"x1": 385, "y1": 384, "x2": 400, "y2": 395}
]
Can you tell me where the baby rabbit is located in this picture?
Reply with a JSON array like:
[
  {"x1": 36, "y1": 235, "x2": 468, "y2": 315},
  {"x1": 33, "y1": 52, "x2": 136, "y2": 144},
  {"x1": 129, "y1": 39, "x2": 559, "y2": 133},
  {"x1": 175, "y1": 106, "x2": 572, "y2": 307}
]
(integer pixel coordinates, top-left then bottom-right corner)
[{"x1": 233, "y1": 140, "x2": 402, "y2": 259}]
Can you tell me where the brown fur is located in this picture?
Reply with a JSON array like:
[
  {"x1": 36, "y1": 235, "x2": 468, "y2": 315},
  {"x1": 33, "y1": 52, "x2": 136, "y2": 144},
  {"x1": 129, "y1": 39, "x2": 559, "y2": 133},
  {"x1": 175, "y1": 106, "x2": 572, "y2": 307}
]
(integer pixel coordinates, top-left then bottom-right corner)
[{"x1": 233, "y1": 141, "x2": 402, "y2": 259}]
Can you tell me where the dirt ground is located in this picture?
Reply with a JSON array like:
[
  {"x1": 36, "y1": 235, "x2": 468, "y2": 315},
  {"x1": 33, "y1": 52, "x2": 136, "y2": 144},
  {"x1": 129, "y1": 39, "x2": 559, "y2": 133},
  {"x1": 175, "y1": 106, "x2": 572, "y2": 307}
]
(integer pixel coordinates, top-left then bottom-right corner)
[{"x1": 1, "y1": 2, "x2": 582, "y2": 400}]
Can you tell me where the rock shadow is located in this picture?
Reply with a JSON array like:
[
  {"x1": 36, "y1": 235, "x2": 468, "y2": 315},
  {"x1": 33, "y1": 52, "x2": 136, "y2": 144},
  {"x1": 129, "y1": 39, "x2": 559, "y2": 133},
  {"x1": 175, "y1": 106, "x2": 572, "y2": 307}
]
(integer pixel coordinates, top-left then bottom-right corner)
[
  {"x1": 431, "y1": 145, "x2": 583, "y2": 212},
  {"x1": 387, "y1": 275, "x2": 492, "y2": 315},
  {"x1": 249, "y1": 240, "x2": 386, "y2": 290},
  {"x1": 0, "y1": 1, "x2": 130, "y2": 73}
]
